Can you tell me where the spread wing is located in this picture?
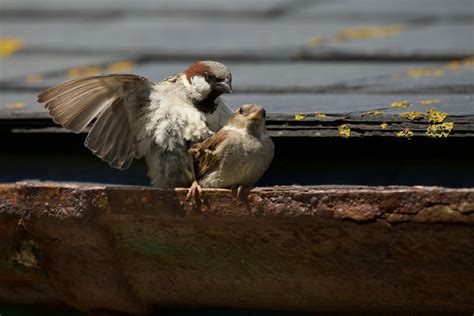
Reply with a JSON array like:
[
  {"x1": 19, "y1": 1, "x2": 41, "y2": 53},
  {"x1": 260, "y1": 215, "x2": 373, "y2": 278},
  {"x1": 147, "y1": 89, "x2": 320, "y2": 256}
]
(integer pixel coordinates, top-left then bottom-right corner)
[
  {"x1": 190, "y1": 130, "x2": 228, "y2": 180},
  {"x1": 37, "y1": 74, "x2": 153, "y2": 170}
]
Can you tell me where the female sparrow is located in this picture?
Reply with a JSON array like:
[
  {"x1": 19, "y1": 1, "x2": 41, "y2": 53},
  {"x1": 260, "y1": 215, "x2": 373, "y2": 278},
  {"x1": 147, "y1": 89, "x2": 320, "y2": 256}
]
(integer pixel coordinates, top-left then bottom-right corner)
[{"x1": 187, "y1": 104, "x2": 274, "y2": 208}]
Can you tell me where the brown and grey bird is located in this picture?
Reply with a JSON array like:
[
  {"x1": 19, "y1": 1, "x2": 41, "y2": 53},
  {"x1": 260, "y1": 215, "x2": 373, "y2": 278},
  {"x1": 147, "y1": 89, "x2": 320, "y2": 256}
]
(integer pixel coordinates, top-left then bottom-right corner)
[
  {"x1": 187, "y1": 104, "x2": 274, "y2": 207},
  {"x1": 37, "y1": 61, "x2": 233, "y2": 188}
]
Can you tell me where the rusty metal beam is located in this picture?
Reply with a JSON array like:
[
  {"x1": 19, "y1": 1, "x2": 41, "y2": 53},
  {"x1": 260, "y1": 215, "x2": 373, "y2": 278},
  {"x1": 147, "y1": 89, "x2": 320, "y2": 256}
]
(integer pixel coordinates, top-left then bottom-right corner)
[{"x1": 1, "y1": 181, "x2": 473, "y2": 314}]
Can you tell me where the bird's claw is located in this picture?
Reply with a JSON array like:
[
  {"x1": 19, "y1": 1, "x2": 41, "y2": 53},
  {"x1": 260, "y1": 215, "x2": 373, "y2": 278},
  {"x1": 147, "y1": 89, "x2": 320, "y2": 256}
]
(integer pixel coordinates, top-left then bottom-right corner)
[{"x1": 186, "y1": 181, "x2": 202, "y2": 209}]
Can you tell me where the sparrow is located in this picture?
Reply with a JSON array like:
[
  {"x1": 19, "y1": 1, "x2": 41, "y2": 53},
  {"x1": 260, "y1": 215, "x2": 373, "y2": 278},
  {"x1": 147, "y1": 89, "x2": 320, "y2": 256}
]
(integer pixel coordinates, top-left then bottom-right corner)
[
  {"x1": 37, "y1": 61, "x2": 233, "y2": 188},
  {"x1": 187, "y1": 104, "x2": 274, "y2": 208}
]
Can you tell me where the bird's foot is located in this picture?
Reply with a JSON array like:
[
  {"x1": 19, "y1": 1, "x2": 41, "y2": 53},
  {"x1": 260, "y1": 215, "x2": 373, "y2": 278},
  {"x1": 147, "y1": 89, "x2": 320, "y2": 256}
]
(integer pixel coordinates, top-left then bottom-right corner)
[{"x1": 186, "y1": 181, "x2": 202, "y2": 209}]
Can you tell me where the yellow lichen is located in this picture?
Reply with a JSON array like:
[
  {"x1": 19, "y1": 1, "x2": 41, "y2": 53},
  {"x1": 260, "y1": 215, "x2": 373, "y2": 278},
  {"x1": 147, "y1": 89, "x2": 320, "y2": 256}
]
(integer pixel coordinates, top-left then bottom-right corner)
[
  {"x1": 420, "y1": 99, "x2": 440, "y2": 105},
  {"x1": 396, "y1": 128, "x2": 414, "y2": 138},
  {"x1": 10, "y1": 250, "x2": 39, "y2": 268},
  {"x1": 334, "y1": 24, "x2": 406, "y2": 42},
  {"x1": 338, "y1": 124, "x2": 351, "y2": 138},
  {"x1": 314, "y1": 112, "x2": 327, "y2": 118},
  {"x1": 25, "y1": 73, "x2": 43, "y2": 82},
  {"x1": 0, "y1": 37, "x2": 24, "y2": 57},
  {"x1": 399, "y1": 111, "x2": 424, "y2": 120},
  {"x1": 462, "y1": 56, "x2": 474, "y2": 67},
  {"x1": 406, "y1": 68, "x2": 444, "y2": 78},
  {"x1": 426, "y1": 109, "x2": 447, "y2": 123},
  {"x1": 66, "y1": 68, "x2": 82, "y2": 78},
  {"x1": 3, "y1": 102, "x2": 25, "y2": 109},
  {"x1": 391, "y1": 100, "x2": 411, "y2": 108},
  {"x1": 447, "y1": 60, "x2": 461, "y2": 70},
  {"x1": 426, "y1": 122, "x2": 454, "y2": 138},
  {"x1": 107, "y1": 61, "x2": 135, "y2": 72},
  {"x1": 9, "y1": 240, "x2": 39, "y2": 269},
  {"x1": 380, "y1": 123, "x2": 388, "y2": 129},
  {"x1": 82, "y1": 66, "x2": 100, "y2": 76},
  {"x1": 67, "y1": 66, "x2": 100, "y2": 78},
  {"x1": 308, "y1": 36, "x2": 326, "y2": 47},
  {"x1": 294, "y1": 113, "x2": 307, "y2": 121},
  {"x1": 446, "y1": 56, "x2": 474, "y2": 70},
  {"x1": 363, "y1": 110, "x2": 384, "y2": 116}
]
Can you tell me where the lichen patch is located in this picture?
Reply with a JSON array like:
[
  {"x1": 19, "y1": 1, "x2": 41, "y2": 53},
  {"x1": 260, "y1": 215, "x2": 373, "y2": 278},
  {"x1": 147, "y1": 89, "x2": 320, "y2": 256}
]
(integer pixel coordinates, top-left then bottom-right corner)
[{"x1": 426, "y1": 122, "x2": 454, "y2": 138}]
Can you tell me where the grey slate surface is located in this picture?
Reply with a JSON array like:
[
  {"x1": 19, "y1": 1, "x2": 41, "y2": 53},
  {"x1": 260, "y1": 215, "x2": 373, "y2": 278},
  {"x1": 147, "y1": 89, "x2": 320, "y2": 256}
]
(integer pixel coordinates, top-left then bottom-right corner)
[
  {"x1": 0, "y1": 0, "x2": 473, "y2": 133},
  {"x1": 0, "y1": 53, "x2": 122, "y2": 81},
  {"x1": 3, "y1": 61, "x2": 453, "y2": 90},
  {"x1": 0, "y1": 18, "x2": 355, "y2": 57},
  {"x1": 3, "y1": 19, "x2": 473, "y2": 58},
  {"x1": 0, "y1": 0, "x2": 299, "y2": 15},
  {"x1": 289, "y1": 0, "x2": 474, "y2": 21},
  {"x1": 1, "y1": 91, "x2": 471, "y2": 119}
]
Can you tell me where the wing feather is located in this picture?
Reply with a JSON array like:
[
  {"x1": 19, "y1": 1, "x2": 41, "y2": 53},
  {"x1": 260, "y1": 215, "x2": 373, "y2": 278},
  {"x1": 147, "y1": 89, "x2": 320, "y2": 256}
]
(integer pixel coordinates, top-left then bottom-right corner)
[
  {"x1": 38, "y1": 74, "x2": 152, "y2": 170},
  {"x1": 190, "y1": 130, "x2": 228, "y2": 180}
]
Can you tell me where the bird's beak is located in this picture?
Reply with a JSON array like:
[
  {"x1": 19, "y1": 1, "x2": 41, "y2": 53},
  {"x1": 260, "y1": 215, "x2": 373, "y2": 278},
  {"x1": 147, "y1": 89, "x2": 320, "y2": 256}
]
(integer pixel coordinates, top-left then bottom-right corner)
[{"x1": 214, "y1": 80, "x2": 233, "y2": 94}]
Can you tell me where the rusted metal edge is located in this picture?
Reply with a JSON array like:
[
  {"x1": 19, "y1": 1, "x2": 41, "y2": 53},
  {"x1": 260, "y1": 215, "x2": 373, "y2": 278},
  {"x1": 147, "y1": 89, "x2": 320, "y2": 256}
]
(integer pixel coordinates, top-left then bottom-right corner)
[
  {"x1": 1, "y1": 181, "x2": 473, "y2": 224},
  {"x1": 1, "y1": 181, "x2": 474, "y2": 313}
]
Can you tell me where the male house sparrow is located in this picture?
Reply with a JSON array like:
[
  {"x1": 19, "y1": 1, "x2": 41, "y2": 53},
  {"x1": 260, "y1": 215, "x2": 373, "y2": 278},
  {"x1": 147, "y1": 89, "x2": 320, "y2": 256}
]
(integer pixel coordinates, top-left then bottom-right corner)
[
  {"x1": 187, "y1": 104, "x2": 274, "y2": 207},
  {"x1": 37, "y1": 61, "x2": 233, "y2": 188}
]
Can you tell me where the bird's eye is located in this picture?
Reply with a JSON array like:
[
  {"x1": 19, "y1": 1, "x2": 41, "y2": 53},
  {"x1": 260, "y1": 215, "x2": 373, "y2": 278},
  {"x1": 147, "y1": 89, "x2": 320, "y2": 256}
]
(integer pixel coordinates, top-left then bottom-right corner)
[
  {"x1": 204, "y1": 73, "x2": 214, "y2": 82},
  {"x1": 239, "y1": 107, "x2": 244, "y2": 114}
]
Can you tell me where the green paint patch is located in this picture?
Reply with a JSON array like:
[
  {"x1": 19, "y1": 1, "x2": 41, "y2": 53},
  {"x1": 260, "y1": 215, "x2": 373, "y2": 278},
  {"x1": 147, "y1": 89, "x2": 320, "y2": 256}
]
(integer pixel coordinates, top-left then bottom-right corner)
[
  {"x1": 116, "y1": 226, "x2": 305, "y2": 278},
  {"x1": 423, "y1": 205, "x2": 460, "y2": 219},
  {"x1": 0, "y1": 219, "x2": 44, "y2": 278}
]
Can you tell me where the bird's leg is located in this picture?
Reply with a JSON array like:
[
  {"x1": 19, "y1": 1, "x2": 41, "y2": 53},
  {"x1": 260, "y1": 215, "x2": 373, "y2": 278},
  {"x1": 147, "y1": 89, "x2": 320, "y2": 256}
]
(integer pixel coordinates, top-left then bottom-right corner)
[
  {"x1": 231, "y1": 187, "x2": 239, "y2": 200},
  {"x1": 186, "y1": 150, "x2": 203, "y2": 208},
  {"x1": 186, "y1": 180, "x2": 202, "y2": 208},
  {"x1": 237, "y1": 186, "x2": 252, "y2": 213}
]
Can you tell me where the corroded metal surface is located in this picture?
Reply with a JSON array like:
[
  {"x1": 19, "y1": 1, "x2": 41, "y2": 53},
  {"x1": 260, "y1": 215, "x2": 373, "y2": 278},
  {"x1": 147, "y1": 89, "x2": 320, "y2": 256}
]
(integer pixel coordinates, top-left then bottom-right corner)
[{"x1": 1, "y1": 181, "x2": 473, "y2": 314}]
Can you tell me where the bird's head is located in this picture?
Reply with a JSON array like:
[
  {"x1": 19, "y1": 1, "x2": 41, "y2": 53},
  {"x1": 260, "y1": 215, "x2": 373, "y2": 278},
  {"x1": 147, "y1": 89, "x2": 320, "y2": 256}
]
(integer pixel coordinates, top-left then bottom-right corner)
[
  {"x1": 229, "y1": 104, "x2": 267, "y2": 136},
  {"x1": 183, "y1": 61, "x2": 232, "y2": 112}
]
